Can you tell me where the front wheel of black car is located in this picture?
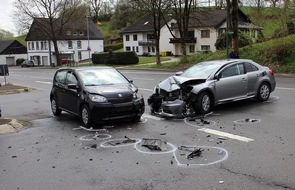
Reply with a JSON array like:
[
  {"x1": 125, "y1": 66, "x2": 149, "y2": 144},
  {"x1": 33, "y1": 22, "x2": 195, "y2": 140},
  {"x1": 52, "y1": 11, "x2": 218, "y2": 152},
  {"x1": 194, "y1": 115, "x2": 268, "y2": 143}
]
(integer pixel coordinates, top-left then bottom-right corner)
[
  {"x1": 81, "y1": 105, "x2": 92, "y2": 128},
  {"x1": 257, "y1": 82, "x2": 270, "y2": 102},
  {"x1": 194, "y1": 92, "x2": 212, "y2": 114},
  {"x1": 51, "y1": 97, "x2": 61, "y2": 116}
]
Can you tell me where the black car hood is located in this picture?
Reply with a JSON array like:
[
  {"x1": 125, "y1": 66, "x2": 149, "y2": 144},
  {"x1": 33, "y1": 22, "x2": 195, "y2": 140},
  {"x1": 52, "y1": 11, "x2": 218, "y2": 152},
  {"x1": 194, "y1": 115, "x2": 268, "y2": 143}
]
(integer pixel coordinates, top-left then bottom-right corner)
[
  {"x1": 158, "y1": 76, "x2": 205, "y2": 91},
  {"x1": 85, "y1": 83, "x2": 136, "y2": 98}
]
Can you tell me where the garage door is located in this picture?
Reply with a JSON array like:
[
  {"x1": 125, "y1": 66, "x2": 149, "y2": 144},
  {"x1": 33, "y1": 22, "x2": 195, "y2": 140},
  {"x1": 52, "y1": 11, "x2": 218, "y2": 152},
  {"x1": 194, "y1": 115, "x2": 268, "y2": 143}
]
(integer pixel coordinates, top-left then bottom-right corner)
[{"x1": 6, "y1": 57, "x2": 15, "y2": 65}]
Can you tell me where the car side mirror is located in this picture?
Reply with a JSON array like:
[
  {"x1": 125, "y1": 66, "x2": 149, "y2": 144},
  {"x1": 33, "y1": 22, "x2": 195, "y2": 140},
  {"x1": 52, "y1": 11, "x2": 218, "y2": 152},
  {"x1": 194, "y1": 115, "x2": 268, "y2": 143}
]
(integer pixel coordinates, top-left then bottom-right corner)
[
  {"x1": 214, "y1": 74, "x2": 220, "y2": 81},
  {"x1": 175, "y1": 71, "x2": 183, "y2": 76}
]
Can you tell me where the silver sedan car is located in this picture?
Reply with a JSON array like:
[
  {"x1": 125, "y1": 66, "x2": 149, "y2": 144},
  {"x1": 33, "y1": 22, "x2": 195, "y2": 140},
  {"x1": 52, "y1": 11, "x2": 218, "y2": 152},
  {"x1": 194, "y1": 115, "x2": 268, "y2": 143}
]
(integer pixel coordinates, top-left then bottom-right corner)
[{"x1": 148, "y1": 59, "x2": 276, "y2": 118}]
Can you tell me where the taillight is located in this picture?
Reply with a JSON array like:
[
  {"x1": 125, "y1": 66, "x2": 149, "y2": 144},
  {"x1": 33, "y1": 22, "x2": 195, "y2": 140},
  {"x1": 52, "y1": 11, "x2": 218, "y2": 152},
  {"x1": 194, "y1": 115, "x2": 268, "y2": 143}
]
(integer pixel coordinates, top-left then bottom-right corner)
[{"x1": 269, "y1": 70, "x2": 274, "y2": 76}]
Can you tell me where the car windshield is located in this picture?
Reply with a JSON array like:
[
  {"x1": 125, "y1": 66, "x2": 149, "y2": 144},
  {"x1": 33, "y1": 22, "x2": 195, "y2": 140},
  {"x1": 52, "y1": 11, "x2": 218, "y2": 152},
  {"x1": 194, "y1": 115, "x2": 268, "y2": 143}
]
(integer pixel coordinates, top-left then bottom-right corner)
[
  {"x1": 78, "y1": 68, "x2": 129, "y2": 86},
  {"x1": 181, "y1": 62, "x2": 221, "y2": 79}
]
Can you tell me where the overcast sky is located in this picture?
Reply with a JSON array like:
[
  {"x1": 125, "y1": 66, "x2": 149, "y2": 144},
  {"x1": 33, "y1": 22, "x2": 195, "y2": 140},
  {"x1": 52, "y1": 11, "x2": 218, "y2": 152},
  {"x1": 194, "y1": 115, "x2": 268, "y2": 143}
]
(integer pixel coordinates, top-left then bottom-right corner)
[{"x1": 0, "y1": 0, "x2": 18, "y2": 35}]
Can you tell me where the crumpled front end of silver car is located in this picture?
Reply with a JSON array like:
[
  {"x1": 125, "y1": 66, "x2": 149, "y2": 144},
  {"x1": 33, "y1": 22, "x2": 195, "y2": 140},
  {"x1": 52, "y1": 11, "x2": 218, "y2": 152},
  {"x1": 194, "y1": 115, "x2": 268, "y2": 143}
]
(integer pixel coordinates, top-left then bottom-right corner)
[{"x1": 147, "y1": 76, "x2": 205, "y2": 118}]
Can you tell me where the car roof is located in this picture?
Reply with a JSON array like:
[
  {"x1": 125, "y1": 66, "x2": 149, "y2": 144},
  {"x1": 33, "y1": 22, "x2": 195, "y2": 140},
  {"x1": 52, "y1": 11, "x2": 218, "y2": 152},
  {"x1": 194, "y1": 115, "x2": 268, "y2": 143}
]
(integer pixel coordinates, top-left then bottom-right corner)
[{"x1": 57, "y1": 66, "x2": 114, "y2": 72}]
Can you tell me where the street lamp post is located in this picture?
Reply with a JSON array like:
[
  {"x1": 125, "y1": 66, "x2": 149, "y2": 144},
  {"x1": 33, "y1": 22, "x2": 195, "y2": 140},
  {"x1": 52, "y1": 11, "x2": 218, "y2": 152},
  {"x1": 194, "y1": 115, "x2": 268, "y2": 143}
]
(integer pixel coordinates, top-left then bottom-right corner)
[{"x1": 86, "y1": 16, "x2": 91, "y2": 65}]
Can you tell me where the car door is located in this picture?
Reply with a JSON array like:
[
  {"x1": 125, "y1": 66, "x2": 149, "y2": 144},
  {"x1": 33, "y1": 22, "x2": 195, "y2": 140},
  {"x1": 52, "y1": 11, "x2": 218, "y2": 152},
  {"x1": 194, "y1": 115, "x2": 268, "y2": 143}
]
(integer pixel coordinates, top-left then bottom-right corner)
[
  {"x1": 53, "y1": 70, "x2": 68, "y2": 109},
  {"x1": 244, "y1": 62, "x2": 261, "y2": 96},
  {"x1": 214, "y1": 63, "x2": 248, "y2": 102},
  {"x1": 62, "y1": 71, "x2": 80, "y2": 114}
]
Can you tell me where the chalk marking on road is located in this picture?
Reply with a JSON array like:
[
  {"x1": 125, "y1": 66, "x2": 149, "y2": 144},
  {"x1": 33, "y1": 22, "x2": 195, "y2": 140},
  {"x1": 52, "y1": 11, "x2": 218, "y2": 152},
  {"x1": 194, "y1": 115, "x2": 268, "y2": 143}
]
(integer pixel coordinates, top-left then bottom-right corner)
[{"x1": 198, "y1": 128, "x2": 254, "y2": 142}]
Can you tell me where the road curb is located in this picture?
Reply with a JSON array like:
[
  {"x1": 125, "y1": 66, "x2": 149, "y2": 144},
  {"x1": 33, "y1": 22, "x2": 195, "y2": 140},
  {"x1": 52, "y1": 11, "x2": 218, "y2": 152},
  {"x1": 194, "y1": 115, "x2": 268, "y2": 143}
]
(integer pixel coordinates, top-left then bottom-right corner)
[{"x1": 0, "y1": 118, "x2": 24, "y2": 134}]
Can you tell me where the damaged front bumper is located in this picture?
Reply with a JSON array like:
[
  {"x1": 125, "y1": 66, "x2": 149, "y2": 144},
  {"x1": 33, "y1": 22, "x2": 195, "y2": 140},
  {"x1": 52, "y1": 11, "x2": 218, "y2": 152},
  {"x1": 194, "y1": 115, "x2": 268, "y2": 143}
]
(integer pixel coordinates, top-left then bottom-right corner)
[{"x1": 148, "y1": 94, "x2": 186, "y2": 118}]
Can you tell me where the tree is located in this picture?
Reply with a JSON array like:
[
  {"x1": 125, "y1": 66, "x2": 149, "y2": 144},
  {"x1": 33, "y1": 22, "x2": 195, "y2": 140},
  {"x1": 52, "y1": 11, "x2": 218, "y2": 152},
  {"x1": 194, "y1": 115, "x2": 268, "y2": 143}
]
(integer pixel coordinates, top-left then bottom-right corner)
[
  {"x1": 14, "y1": 0, "x2": 82, "y2": 66},
  {"x1": 226, "y1": 0, "x2": 239, "y2": 56},
  {"x1": 166, "y1": 0, "x2": 195, "y2": 57},
  {"x1": 134, "y1": 0, "x2": 169, "y2": 65},
  {"x1": 0, "y1": 29, "x2": 14, "y2": 39}
]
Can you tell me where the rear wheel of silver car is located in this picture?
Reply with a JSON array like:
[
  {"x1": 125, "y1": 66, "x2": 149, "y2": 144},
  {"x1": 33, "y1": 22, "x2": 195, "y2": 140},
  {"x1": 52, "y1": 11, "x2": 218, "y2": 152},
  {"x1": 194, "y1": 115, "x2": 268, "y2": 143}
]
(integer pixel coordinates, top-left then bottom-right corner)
[
  {"x1": 257, "y1": 82, "x2": 270, "y2": 102},
  {"x1": 195, "y1": 92, "x2": 212, "y2": 114},
  {"x1": 51, "y1": 97, "x2": 61, "y2": 116},
  {"x1": 81, "y1": 105, "x2": 92, "y2": 128}
]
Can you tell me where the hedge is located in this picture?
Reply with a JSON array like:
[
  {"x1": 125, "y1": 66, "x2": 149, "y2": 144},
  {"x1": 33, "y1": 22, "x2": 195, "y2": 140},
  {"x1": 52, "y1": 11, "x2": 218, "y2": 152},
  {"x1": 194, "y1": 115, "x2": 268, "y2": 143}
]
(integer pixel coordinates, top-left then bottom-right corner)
[{"x1": 92, "y1": 51, "x2": 139, "y2": 65}]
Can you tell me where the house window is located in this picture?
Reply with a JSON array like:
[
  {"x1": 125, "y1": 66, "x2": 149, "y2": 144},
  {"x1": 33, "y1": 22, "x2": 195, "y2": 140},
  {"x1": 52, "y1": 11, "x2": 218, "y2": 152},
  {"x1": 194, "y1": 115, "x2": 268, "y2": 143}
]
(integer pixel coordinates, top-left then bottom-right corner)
[
  {"x1": 31, "y1": 42, "x2": 35, "y2": 50},
  {"x1": 28, "y1": 42, "x2": 31, "y2": 50},
  {"x1": 136, "y1": 46, "x2": 139, "y2": 52},
  {"x1": 132, "y1": 46, "x2": 135, "y2": 51},
  {"x1": 126, "y1": 35, "x2": 130, "y2": 41},
  {"x1": 78, "y1": 52, "x2": 82, "y2": 60},
  {"x1": 36, "y1": 42, "x2": 39, "y2": 50},
  {"x1": 73, "y1": 31, "x2": 78, "y2": 35},
  {"x1": 201, "y1": 45, "x2": 210, "y2": 51},
  {"x1": 188, "y1": 31, "x2": 195, "y2": 38},
  {"x1": 201, "y1": 30, "x2": 210, "y2": 38},
  {"x1": 148, "y1": 46, "x2": 151, "y2": 52},
  {"x1": 79, "y1": 32, "x2": 84, "y2": 36},
  {"x1": 44, "y1": 41, "x2": 48, "y2": 50},
  {"x1": 133, "y1": 35, "x2": 137, "y2": 41},
  {"x1": 68, "y1": 41, "x2": 73, "y2": 49},
  {"x1": 152, "y1": 46, "x2": 155, "y2": 53},
  {"x1": 126, "y1": 46, "x2": 131, "y2": 51},
  {"x1": 147, "y1": 34, "x2": 154, "y2": 40},
  {"x1": 41, "y1": 42, "x2": 44, "y2": 50},
  {"x1": 67, "y1": 31, "x2": 71, "y2": 35},
  {"x1": 77, "y1": 41, "x2": 82, "y2": 49},
  {"x1": 189, "y1": 45, "x2": 195, "y2": 53}
]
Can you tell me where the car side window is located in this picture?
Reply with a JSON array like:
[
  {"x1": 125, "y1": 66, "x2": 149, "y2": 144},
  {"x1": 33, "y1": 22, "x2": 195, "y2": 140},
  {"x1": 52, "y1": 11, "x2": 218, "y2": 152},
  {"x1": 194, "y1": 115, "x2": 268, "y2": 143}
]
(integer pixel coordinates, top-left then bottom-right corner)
[
  {"x1": 221, "y1": 65, "x2": 239, "y2": 78},
  {"x1": 66, "y1": 72, "x2": 78, "y2": 85},
  {"x1": 55, "y1": 71, "x2": 67, "y2": 84},
  {"x1": 245, "y1": 62, "x2": 259, "y2": 73}
]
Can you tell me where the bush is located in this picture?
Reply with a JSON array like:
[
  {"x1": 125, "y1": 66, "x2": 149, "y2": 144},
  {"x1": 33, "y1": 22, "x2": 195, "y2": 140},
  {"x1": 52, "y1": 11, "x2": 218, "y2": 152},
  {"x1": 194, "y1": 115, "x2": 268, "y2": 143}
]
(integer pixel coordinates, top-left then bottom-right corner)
[
  {"x1": 92, "y1": 51, "x2": 139, "y2": 65},
  {"x1": 104, "y1": 42, "x2": 123, "y2": 52},
  {"x1": 16, "y1": 58, "x2": 25, "y2": 65},
  {"x1": 215, "y1": 31, "x2": 251, "y2": 50}
]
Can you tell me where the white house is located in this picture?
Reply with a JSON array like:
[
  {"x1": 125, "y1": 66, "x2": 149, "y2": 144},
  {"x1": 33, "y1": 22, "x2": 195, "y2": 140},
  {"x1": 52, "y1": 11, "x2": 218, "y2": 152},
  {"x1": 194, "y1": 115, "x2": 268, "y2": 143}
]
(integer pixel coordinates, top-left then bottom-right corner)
[
  {"x1": 120, "y1": 17, "x2": 175, "y2": 56},
  {"x1": 0, "y1": 40, "x2": 27, "y2": 66},
  {"x1": 121, "y1": 9, "x2": 261, "y2": 56},
  {"x1": 26, "y1": 18, "x2": 104, "y2": 66}
]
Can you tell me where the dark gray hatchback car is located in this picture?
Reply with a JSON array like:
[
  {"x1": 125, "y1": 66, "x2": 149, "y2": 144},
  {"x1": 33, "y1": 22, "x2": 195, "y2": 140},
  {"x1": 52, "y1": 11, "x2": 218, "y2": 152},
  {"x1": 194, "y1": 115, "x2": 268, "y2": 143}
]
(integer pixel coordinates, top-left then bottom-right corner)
[{"x1": 50, "y1": 66, "x2": 145, "y2": 127}]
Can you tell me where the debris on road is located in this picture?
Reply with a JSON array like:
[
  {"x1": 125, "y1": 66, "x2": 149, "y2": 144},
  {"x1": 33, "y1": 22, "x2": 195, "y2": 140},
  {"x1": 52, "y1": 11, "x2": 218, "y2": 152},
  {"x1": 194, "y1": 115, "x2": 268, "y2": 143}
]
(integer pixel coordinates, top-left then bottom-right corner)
[
  {"x1": 187, "y1": 148, "x2": 204, "y2": 160},
  {"x1": 142, "y1": 138, "x2": 166, "y2": 151}
]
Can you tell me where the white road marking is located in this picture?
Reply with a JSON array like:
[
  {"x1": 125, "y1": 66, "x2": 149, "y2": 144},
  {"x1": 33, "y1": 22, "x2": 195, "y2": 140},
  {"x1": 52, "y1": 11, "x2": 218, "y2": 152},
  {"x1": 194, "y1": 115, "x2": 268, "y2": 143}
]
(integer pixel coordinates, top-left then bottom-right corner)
[
  {"x1": 35, "y1": 81, "x2": 52, "y2": 84},
  {"x1": 276, "y1": 87, "x2": 295, "y2": 91},
  {"x1": 198, "y1": 128, "x2": 254, "y2": 142},
  {"x1": 143, "y1": 114, "x2": 164, "y2": 121},
  {"x1": 139, "y1": 88, "x2": 153, "y2": 92}
]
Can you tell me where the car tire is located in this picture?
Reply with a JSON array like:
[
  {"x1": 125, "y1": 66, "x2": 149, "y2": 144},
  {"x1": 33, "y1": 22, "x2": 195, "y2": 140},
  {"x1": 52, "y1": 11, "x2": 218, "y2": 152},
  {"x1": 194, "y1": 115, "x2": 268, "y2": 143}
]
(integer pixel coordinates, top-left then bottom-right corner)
[
  {"x1": 194, "y1": 91, "x2": 212, "y2": 115},
  {"x1": 51, "y1": 97, "x2": 61, "y2": 116},
  {"x1": 257, "y1": 82, "x2": 270, "y2": 102},
  {"x1": 81, "y1": 105, "x2": 92, "y2": 128}
]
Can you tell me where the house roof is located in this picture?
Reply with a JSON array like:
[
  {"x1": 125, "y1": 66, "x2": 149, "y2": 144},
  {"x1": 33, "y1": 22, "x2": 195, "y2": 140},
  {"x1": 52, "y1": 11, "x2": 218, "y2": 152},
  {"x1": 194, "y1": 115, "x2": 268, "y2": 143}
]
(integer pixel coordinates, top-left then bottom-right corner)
[
  {"x1": 0, "y1": 40, "x2": 27, "y2": 55},
  {"x1": 120, "y1": 17, "x2": 158, "y2": 34},
  {"x1": 26, "y1": 17, "x2": 104, "y2": 41},
  {"x1": 188, "y1": 9, "x2": 251, "y2": 28},
  {"x1": 120, "y1": 8, "x2": 256, "y2": 34}
]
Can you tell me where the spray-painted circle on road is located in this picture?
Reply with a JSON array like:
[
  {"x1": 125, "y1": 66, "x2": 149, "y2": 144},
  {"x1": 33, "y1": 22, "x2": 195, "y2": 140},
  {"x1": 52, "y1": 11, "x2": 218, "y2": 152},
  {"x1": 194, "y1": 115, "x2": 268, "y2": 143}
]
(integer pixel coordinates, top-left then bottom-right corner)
[
  {"x1": 174, "y1": 145, "x2": 228, "y2": 168},
  {"x1": 100, "y1": 138, "x2": 141, "y2": 148}
]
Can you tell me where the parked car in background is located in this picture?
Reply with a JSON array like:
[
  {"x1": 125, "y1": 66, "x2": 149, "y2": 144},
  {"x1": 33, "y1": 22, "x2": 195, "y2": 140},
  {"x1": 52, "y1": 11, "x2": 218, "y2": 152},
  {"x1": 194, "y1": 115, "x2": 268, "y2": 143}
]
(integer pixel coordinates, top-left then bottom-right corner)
[
  {"x1": 21, "y1": 60, "x2": 35, "y2": 67},
  {"x1": 50, "y1": 66, "x2": 145, "y2": 127},
  {"x1": 148, "y1": 59, "x2": 276, "y2": 118}
]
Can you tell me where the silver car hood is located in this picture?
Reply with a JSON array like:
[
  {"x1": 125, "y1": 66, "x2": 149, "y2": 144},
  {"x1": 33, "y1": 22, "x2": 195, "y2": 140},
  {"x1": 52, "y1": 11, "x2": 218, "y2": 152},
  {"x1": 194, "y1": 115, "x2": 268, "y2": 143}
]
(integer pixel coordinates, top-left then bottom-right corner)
[{"x1": 158, "y1": 76, "x2": 206, "y2": 92}]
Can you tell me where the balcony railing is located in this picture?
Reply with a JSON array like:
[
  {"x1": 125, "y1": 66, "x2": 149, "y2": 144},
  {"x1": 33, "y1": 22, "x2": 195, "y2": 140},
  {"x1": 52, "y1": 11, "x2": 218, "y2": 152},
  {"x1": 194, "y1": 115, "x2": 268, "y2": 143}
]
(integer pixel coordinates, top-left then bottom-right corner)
[
  {"x1": 138, "y1": 40, "x2": 156, "y2": 46},
  {"x1": 169, "y1": 37, "x2": 197, "y2": 44}
]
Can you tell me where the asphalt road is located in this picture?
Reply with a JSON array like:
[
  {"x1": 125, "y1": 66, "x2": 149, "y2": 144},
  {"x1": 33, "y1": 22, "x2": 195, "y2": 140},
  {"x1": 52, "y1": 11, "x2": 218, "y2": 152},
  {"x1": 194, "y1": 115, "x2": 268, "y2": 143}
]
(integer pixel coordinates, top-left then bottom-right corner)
[{"x1": 0, "y1": 67, "x2": 295, "y2": 190}]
